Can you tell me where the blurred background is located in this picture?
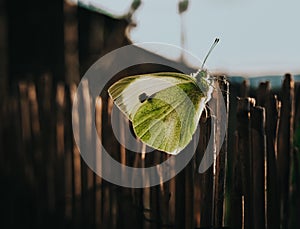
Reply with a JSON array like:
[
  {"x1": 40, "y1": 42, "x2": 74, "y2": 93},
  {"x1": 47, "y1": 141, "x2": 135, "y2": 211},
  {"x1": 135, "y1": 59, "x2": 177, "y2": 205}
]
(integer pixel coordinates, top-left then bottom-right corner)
[{"x1": 0, "y1": 0, "x2": 299, "y2": 228}]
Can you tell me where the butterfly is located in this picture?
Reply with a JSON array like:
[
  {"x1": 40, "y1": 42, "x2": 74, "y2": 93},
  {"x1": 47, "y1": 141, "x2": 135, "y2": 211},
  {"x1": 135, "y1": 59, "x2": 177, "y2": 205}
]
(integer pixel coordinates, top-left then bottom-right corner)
[{"x1": 108, "y1": 39, "x2": 219, "y2": 155}]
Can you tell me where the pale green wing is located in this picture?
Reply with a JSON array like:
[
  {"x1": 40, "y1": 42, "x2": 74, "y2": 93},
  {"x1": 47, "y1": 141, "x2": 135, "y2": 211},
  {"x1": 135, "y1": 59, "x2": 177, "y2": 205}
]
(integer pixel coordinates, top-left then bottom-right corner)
[
  {"x1": 132, "y1": 82, "x2": 207, "y2": 155},
  {"x1": 108, "y1": 72, "x2": 196, "y2": 120}
]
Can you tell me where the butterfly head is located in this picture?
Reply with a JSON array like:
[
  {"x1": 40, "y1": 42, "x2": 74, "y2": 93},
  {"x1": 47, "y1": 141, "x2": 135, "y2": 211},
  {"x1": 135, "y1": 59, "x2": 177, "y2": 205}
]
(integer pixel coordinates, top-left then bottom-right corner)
[
  {"x1": 193, "y1": 69, "x2": 212, "y2": 96},
  {"x1": 193, "y1": 38, "x2": 219, "y2": 98}
]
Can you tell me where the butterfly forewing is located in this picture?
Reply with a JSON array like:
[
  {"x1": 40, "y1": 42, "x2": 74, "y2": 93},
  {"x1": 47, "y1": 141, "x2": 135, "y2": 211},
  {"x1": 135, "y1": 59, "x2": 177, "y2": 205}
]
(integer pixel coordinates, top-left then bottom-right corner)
[{"x1": 108, "y1": 73, "x2": 196, "y2": 120}]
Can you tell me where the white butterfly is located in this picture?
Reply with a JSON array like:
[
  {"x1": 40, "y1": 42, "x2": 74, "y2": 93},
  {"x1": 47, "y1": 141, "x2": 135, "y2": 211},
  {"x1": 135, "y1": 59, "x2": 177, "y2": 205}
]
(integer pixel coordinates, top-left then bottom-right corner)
[{"x1": 108, "y1": 39, "x2": 219, "y2": 155}]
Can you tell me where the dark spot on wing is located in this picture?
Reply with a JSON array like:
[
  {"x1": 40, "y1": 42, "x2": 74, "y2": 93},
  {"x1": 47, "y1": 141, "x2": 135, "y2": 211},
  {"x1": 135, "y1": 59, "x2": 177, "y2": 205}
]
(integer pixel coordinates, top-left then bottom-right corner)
[
  {"x1": 139, "y1": 92, "x2": 157, "y2": 103},
  {"x1": 147, "y1": 93, "x2": 156, "y2": 103},
  {"x1": 139, "y1": 93, "x2": 148, "y2": 103}
]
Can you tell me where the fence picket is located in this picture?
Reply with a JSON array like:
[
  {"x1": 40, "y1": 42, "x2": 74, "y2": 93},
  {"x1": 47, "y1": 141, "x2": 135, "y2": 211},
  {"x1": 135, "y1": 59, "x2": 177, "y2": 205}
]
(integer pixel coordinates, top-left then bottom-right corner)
[{"x1": 277, "y1": 74, "x2": 295, "y2": 229}]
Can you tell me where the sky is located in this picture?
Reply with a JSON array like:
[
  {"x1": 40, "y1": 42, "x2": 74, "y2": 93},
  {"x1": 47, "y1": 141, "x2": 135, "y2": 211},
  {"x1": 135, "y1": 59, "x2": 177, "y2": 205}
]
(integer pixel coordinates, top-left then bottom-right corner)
[{"x1": 74, "y1": 0, "x2": 300, "y2": 76}]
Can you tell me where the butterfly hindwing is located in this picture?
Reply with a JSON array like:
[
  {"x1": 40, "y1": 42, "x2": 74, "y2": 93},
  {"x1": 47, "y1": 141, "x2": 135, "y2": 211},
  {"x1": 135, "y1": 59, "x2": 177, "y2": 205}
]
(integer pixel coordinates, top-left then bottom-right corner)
[{"x1": 132, "y1": 82, "x2": 206, "y2": 154}]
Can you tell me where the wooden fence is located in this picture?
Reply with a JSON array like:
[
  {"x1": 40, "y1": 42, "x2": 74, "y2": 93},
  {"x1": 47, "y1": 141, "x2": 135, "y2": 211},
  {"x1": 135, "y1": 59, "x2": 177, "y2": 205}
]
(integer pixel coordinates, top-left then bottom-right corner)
[{"x1": 0, "y1": 73, "x2": 299, "y2": 229}]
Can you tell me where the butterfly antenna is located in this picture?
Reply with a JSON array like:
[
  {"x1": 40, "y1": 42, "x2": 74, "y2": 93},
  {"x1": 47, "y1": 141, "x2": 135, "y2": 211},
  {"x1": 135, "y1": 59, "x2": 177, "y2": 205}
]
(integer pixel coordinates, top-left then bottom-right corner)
[{"x1": 201, "y1": 38, "x2": 219, "y2": 69}]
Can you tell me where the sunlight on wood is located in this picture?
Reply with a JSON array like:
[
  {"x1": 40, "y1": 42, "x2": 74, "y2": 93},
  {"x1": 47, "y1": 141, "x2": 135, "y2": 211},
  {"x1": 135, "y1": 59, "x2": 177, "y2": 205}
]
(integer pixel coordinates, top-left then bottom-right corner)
[
  {"x1": 70, "y1": 83, "x2": 82, "y2": 196},
  {"x1": 242, "y1": 195, "x2": 245, "y2": 229},
  {"x1": 28, "y1": 83, "x2": 40, "y2": 136},
  {"x1": 19, "y1": 82, "x2": 31, "y2": 141},
  {"x1": 95, "y1": 96, "x2": 102, "y2": 180},
  {"x1": 56, "y1": 84, "x2": 65, "y2": 157},
  {"x1": 108, "y1": 97, "x2": 114, "y2": 123},
  {"x1": 82, "y1": 79, "x2": 92, "y2": 143},
  {"x1": 120, "y1": 106, "x2": 126, "y2": 165}
]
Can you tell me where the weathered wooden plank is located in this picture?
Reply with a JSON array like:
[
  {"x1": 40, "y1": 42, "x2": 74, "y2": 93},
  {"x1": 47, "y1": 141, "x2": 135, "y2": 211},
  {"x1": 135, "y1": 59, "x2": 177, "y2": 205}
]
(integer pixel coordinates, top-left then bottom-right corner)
[
  {"x1": 236, "y1": 97, "x2": 255, "y2": 229},
  {"x1": 69, "y1": 83, "x2": 82, "y2": 226},
  {"x1": 229, "y1": 131, "x2": 243, "y2": 229},
  {"x1": 55, "y1": 83, "x2": 66, "y2": 223},
  {"x1": 214, "y1": 76, "x2": 229, "y2": 227},
  {"x1": 185, "y1": 155, "x2": 195, "y2": 229},
  {"x1": 277, "y1": 74, "x2": 295, "y2": 229},
  {"x1": 64, "y1": 1, "x2": 80, "y2": 84},
  {"x1": 78, "y1": 79, "x2": 96, "y2": 227},
  {"x1": 289, "y1": 82, "x2": 300, "y2": 228},
  {"x1": 197, "y1": 115, "x2": 213, "y2": 228},
  {"x1": 63, "y1": 84, "x2": 75, "y2": 222},
  {"x1": 95, "y1": 96, "x2": 103, "y2": 229},
  {"x1": 257, "y1": 82, "x2": 280, "y2": 229},
  {"x1": 175, "y1": 165, "x2": 186, "y2": 229},
  {"x1": 240, "y1": 80, "x2": 249, "y2": 98},
  {"x1": 250, "y1": 106, "x2": 266, "y2": 229}
]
